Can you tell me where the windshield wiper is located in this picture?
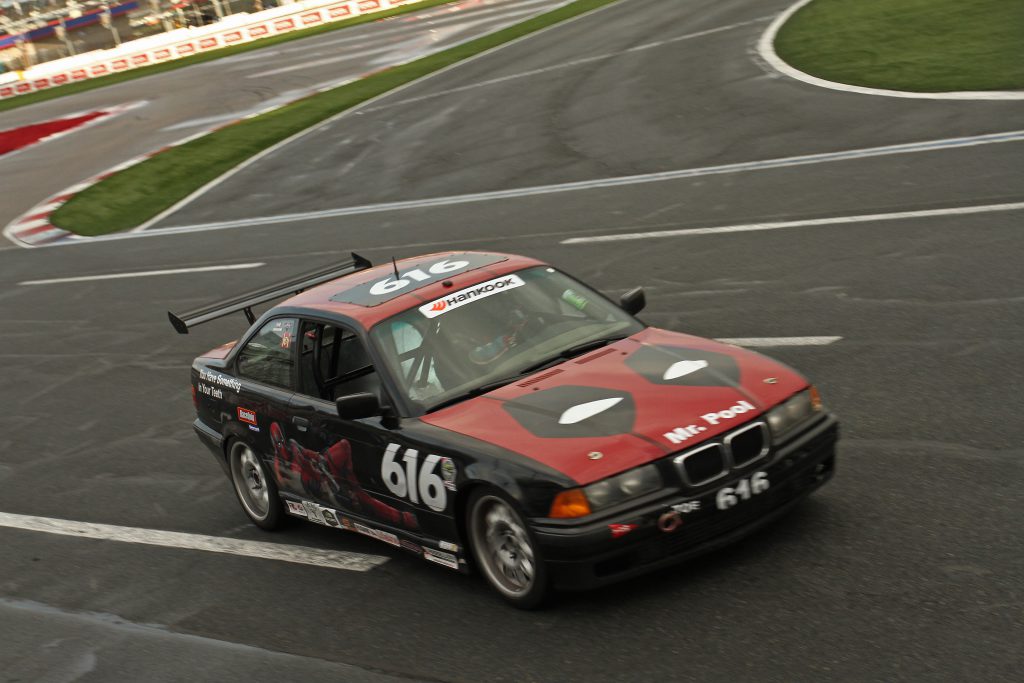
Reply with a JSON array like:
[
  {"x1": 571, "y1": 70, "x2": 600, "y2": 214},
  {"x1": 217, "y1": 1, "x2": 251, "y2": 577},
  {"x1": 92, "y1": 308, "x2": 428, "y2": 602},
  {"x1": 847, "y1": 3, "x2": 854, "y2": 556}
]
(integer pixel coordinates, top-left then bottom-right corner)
[
  {"x1": 425, "y1": 336, "x2": 628, "y2": 414},
  {"x1": 516, "y1": 335, "x2": 628, "y2": 376},
  {"x1": 425, "y1": 376, "x2": 521, "y2": 413}
]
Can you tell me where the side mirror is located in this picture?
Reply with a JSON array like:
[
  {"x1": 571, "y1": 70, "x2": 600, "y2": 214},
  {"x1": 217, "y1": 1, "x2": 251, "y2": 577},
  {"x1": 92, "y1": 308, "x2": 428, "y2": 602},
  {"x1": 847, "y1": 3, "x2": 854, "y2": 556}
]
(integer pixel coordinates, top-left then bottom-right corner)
[
  {"x1": 336, "y1": 392, "x2": 381, "y2": 420},
  {"x1": 620, "y1": 287, "x2": 646, "y2": 315}
]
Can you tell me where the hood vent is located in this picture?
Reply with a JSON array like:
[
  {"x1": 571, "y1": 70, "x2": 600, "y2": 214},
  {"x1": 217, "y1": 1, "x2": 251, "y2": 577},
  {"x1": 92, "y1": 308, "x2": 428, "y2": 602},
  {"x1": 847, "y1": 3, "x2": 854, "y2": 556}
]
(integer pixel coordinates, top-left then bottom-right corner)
[
  {"x1": 575, "y1": 347, "x2": 617, "y2": 364},
  {"x1": 518, "y1": 369, "x2": 563, "y2": 387}
]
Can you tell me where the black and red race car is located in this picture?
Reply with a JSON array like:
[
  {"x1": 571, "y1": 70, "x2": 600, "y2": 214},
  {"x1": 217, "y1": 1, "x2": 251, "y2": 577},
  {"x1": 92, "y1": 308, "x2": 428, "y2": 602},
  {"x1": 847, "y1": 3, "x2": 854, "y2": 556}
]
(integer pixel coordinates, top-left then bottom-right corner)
[{"x1": 170, "y1": 251, "x2": 838, "y2": 607}]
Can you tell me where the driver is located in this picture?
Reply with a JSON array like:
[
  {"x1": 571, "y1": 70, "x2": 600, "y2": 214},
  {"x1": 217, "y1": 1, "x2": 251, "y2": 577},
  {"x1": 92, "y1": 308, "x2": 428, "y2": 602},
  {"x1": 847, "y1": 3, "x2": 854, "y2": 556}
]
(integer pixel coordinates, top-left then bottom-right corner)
[{"x1": 454, "y1": 307, "x2": 530, "y2": 366}]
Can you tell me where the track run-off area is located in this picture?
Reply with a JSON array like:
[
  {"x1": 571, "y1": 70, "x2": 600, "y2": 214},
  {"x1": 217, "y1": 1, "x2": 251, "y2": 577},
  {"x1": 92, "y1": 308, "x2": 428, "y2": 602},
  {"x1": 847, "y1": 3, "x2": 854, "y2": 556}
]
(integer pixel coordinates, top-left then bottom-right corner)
[{"x1": 0, "y1": 0, "x2": 1021, "y2": 681}]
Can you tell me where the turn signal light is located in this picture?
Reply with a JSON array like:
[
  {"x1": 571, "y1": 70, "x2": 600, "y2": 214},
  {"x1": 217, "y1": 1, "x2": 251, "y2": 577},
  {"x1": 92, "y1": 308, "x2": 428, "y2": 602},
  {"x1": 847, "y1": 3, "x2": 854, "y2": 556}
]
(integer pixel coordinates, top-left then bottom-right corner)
[
  {"x1": 809, "y1": 385, "x2": 822, "y2": 411},
  {"x1": 549, "y1": 489, "x2": 592, "y2": 518}
]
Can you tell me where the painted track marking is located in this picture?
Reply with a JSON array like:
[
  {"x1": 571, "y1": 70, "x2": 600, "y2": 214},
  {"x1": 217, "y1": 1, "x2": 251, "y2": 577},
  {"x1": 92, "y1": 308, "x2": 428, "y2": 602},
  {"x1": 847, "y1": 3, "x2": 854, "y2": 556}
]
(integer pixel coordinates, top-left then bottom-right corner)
[
  {"x1": 136, "y1": 129, "x2": 1024, "y2": 235},
  {"x1": 18, "y1": 262, "x2": 264, "y2": 286},
  {"x1": 715, "y1": 337, "x2": 841, "y2": 347},
  {"x1": 0, "y1": 511, "x2": 389, "y2": 572},
  {"x1": 560, "y1": 201, "x2": 1024, "y2": 244}
]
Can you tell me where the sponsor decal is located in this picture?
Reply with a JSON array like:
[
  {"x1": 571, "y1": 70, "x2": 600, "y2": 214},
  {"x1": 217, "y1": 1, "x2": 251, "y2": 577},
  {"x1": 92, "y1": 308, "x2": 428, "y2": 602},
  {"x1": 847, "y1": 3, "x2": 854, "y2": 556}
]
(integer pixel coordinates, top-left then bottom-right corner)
[
  {"x1": 423, "y1": 547, "x2": 459, "y2": 570},
  {"x1": 419, "y1": 274, "x2": 526, "y2": 319},
  {"x1": 154, "y1": 49, "x2": 170, "y2": 60},
  {"x1": 177, "y1": 44, "x2": 195, "y2": 55},
  {"x1": 249, "y1": 26, "x2": 269, "y2": 38},
  {"x1": 132, "y1": 54, "x2": 148, "y2": 65},
  {"x1": 248, "y1": 425, "x2": 260, "y2": 433},
  {"x1": 440, "y1": 457, "x2": 457, "y2": 491},
  {"x1": 274, "y1": 18, "x2": 295, "y2": 30},
  {"x1": 340, "y1": 516, "x2": 355, "y2": 531},
  {"x1": 609, "y1": 523, "x2": 638, "y2": 539},
  {"x1": 321, "y1": 509, "x2": 340, "y2": 527},
  {"x1": 663, "y1": 424, "x2": 707, "y2": 445},
  {"x1": 329, "y1": 5, "x2": 352, "y2": 18},
  {"x1": 303, "y1": 501, "x2": 326, "y2": 525},
  {"x1": 286, "y1": 501, "x2": 307, "y2": 517},
  {"x1": 199, "y1": 37, "x2": 217, "y2": 48},
  {"x1": 354, "y1": 523, "x2": 400, "y2": 547},
  {"x1": 198, "y1": 368, "x2": 242, "y2": 393},
  {"x1": 439, "y1": 541, "x2": 459, "y2": 552},
  {"x1": 400, "y1": 539, "x2": 422, "y2": 554},
  {"x1": 658, "y1": 501, "x2": 702, "y2": 533},
  {"x1": 663, "y1": 401, "x2": 757, "y2": 444},
  {"x1": 302, "y1": 11, "x2": 323, "y2": 24},
  {"x1": 700, "y1": 400, "x2": 756, "y2": 426},
  {"x1": 558, "y1": 397, "x2": 623, "y2": 425},
  {"x1": 237, "y1": 407, "x2": 257, "y2": 426}
]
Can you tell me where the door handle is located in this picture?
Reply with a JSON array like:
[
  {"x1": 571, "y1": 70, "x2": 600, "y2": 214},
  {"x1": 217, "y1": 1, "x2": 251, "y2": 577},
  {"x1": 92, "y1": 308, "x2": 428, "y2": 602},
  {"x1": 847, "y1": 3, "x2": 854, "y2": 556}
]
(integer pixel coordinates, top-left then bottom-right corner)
[{"x1": 292, "y1": 416, "x2": 309, "y2": 431}]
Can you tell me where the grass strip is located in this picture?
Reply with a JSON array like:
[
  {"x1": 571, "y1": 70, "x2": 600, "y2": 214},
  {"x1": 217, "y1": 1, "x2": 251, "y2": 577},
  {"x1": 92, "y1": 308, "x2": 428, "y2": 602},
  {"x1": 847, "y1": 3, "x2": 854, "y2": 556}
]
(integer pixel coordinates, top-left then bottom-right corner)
[
  {"x1": 0, "y1": 0, "x2": 461, "y2": 114},
  {"x1": 53, "y1": 0, "x2": 619, "y2": 236},
  {"x1": 774, "y1": 0, "x2": 1024, "y2": 92}
]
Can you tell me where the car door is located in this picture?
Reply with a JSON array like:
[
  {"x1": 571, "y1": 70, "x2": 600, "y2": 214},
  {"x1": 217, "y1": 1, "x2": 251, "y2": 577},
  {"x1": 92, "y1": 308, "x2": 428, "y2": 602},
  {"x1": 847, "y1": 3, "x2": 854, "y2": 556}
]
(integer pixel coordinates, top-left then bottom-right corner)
[
  {"x1": 284, "y1": 319, "x2": 432, "y2": 538},
  {"x1": 232, "y1": 316, "x2": 299, "y2": 494}
]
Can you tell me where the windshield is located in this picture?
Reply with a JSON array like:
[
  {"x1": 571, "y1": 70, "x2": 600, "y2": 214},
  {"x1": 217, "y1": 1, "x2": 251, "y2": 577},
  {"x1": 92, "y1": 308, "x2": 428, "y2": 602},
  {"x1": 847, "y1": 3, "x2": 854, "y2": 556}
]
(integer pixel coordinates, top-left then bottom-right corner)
[{"x1": 370, "y1": 267, "x2": 644, "y2": 413}]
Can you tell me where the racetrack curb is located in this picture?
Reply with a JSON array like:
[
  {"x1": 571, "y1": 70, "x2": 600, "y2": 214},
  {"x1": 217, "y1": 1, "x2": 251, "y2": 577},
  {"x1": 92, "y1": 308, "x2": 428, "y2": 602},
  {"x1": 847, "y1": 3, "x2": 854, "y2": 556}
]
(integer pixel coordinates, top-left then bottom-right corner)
[{"x1": 757, "y1": 0, "x2": 1024, "y2": 100}]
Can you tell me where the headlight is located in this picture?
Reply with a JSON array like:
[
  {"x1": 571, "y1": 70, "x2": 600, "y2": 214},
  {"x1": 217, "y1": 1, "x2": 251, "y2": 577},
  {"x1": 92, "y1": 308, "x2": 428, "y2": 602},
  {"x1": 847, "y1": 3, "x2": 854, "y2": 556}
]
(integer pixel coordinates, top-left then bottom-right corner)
[
  {"x1": 582, "y1": 464, "x2": 662, "y2": 511},
  {"x1": 767, "y1": 387, "x2": 823, "y2": 438}
]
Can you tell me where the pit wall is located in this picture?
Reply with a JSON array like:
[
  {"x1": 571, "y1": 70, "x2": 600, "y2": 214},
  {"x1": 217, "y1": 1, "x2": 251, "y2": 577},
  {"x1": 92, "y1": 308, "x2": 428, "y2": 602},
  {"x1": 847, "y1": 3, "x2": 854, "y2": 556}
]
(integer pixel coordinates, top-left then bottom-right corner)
[{"x1": 0, "y1": 0, "x2": 422, "y2": 100}]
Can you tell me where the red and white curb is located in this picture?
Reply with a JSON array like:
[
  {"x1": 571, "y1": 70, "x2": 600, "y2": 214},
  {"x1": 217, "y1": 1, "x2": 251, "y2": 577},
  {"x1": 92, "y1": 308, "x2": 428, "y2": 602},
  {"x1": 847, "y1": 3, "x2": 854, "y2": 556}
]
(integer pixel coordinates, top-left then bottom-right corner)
[{"x1": 1, "y1": 79, "x2": 359, "y2": 248}]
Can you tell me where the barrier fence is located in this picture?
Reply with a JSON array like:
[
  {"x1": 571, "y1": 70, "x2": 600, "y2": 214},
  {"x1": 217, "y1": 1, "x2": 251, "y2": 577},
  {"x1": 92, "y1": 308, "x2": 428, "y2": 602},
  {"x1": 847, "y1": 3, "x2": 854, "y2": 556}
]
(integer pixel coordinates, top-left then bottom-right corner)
[{"x1": 0, "y1": 0, "x2": 422, "y2": 100}]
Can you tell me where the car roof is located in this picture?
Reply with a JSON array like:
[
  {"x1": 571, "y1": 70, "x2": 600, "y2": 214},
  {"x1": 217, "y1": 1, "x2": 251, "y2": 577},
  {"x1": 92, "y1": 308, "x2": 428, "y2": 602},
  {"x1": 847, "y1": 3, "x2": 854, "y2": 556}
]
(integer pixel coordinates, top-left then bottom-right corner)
[{"x1": 281, "y1": 251, "x2": 547, "y2": 329}]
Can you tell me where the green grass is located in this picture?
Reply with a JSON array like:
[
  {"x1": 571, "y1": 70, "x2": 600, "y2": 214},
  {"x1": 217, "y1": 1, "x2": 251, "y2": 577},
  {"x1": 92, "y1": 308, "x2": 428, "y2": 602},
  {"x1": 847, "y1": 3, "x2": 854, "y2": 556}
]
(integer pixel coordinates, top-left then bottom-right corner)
[
  {"x1": 53, "y1": 0, "x2": 620, "y2": 236},
  {"x1": 0, "y1": 0, "x2": 461, "y2": 114},
  {"x1": 774, "y1": 0, "x2": 1024, "y2": 92}
]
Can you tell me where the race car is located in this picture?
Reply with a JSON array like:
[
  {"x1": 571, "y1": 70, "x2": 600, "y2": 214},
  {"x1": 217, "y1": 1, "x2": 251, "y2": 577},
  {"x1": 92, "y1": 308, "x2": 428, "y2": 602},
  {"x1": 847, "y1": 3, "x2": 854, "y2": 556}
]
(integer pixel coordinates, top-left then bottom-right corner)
[{"x1": 170, "y1": 251, "x2": 838, "y2": 608}]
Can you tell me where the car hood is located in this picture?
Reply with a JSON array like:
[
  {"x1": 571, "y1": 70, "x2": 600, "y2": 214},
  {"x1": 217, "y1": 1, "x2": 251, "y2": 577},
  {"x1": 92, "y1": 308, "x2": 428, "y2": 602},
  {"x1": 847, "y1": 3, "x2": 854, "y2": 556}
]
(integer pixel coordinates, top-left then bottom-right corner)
[{"x1": 419, "y1": 327, "x2": 808, "y2": 485}]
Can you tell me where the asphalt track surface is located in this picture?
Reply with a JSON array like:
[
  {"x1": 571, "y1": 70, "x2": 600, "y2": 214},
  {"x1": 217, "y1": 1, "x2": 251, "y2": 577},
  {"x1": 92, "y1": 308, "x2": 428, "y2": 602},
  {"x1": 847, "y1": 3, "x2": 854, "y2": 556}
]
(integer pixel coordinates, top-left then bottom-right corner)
[
  {"x1": 1, "y1": 0, "x2": 1023, "y2": 680},
  {"x1": 0, "y1": 0, "x2": 568, "y2": 230}
]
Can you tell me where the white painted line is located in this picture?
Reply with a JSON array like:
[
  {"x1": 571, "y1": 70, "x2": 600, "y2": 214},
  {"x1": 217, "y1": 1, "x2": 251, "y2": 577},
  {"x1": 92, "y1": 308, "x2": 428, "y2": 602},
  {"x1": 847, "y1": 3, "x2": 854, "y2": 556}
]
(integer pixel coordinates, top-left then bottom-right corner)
[
  {"x1": 757, "y1": 0, "x2": 1024, "y2": 100},
  {"x1": 0, "y1": 511, "x2": 388, "y2": 572},
  {"x1": 141, "y1": 130, "x2": 1024, "y2": 235},
  {"x1": 715, "y1": 336, "x2": 841, "y2": 347},
  {"x1": 560, "y1": 201, "x2": 1024, "y2": 244},
  {"x1": 131, "y1": 0, "x2": 611, "y2": 233},
  {"x1": 19, "y1": 262, "x2": 264, "y2": 286}
]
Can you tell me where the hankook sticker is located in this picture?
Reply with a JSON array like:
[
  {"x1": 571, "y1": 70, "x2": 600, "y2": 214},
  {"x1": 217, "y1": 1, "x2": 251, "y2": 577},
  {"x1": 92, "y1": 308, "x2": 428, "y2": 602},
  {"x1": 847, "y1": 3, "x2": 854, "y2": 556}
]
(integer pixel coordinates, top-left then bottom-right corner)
[{"x1": 419, "y1": 274, "x2": 525, "y2": 319}]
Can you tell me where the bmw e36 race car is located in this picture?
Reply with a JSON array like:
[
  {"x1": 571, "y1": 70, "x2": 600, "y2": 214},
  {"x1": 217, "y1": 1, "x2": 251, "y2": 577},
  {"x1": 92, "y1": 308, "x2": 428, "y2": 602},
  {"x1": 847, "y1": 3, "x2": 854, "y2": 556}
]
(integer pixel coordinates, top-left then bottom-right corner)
[{"x1": 170, "y1": 251, "x2": 838, "y2": 608}]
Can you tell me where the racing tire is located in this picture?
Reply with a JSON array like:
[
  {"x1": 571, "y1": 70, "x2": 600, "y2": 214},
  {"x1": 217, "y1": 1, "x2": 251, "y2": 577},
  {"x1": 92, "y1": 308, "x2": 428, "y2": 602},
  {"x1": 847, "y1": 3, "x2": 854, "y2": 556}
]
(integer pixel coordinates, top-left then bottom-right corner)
[
  {"x1": 467, "y1": 488, "x2": 549, "y2": 609},
  {"x1": 228, "y1": 439, "x2": 284, "y2": 530}
]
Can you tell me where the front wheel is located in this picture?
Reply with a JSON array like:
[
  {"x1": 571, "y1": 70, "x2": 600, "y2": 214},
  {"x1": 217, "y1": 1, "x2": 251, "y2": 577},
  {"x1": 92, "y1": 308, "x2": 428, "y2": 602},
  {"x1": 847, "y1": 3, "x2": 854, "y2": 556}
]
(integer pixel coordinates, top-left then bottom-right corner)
[
  {"x1": 228, "y1": 439, "x2": 284, "y2": 530},
  {"x1": 467, "y1": 489, "x2": 549, "y2": 609}
]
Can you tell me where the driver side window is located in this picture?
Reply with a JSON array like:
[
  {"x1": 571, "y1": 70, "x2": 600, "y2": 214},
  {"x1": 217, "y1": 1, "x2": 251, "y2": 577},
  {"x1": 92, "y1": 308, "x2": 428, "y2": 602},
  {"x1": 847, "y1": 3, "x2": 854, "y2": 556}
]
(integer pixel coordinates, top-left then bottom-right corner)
[{"x1": 298, "y1": 321, "x2": 381, "y2": 401}]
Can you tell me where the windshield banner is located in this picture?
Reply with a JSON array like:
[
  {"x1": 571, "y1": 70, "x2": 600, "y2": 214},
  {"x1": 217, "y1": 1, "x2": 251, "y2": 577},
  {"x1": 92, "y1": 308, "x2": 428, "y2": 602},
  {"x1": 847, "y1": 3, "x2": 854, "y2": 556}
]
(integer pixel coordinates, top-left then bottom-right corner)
[{"x1": 419, "y1": 274, "x2": 525, "y2": 319}]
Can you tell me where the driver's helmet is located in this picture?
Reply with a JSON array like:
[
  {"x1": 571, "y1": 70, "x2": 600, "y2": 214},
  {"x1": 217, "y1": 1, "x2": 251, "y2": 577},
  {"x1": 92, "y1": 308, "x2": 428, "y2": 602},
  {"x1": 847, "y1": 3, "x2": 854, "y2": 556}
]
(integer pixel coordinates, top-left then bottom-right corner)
[{"x1": 456, "y1": 308, "x2": 529, "y2": 365}]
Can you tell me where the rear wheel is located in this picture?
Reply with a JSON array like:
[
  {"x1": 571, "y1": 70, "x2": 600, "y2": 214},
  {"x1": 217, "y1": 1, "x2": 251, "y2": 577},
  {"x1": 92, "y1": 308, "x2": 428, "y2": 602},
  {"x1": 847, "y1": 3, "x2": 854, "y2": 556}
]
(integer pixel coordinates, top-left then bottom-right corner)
[
  {"x1": 229, "y1": 439, "x2": 284, "y2": 530},
  {"x1": 467, "y1": 489, "x2": 549, "y2": 609}
]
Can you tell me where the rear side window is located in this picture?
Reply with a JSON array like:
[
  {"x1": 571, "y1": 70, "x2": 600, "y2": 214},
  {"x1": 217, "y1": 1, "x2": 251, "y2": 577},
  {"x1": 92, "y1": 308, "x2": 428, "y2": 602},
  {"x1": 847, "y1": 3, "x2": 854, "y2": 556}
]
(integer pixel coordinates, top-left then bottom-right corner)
[{"x1": 236, "y1": 318, "x2": 297, "y2": 389}]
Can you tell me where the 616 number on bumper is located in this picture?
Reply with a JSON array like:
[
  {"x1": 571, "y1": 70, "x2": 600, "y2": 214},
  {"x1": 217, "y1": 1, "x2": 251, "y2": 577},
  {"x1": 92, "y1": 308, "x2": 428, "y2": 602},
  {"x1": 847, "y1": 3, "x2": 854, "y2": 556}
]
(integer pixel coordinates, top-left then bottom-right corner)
[{"x1": 715, "y1": 471, "x2": 769, "y2": 510}]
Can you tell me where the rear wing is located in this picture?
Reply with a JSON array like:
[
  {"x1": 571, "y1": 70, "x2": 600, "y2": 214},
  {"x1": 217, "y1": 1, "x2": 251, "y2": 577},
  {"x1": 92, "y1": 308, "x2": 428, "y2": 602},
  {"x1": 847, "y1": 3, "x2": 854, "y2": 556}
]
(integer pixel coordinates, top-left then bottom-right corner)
[{"x1": 168, "y1": 253, "x2": 372, "y2": 334}]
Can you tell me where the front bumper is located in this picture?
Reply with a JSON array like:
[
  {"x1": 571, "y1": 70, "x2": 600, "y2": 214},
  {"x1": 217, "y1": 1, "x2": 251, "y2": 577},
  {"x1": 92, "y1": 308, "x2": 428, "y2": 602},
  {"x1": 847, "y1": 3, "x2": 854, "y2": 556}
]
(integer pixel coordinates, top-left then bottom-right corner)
[{"x1": 532, "y1": 414, "x2": 839, "y2": 590}]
